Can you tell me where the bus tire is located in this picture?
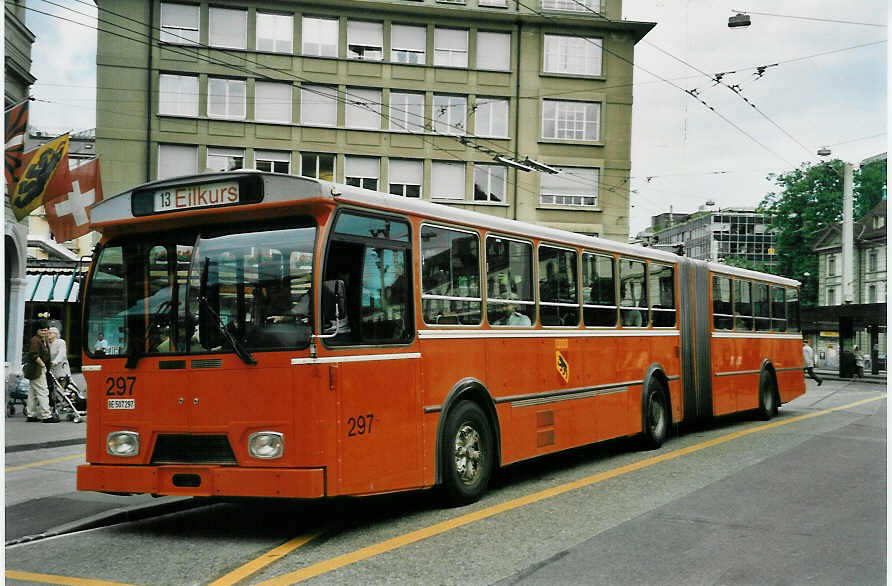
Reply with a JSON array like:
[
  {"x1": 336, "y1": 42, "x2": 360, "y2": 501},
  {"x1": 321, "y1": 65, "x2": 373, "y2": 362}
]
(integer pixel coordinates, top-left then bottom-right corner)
[
  {"x1": 441, "y1": 401, "x2": 493, "y2": 506},
  {"x1": 640, "y1": 380, "x2": 668, "y2": 450},
  {"x1": 757, "y1": 370, "x2": 778, "y2": 421}
]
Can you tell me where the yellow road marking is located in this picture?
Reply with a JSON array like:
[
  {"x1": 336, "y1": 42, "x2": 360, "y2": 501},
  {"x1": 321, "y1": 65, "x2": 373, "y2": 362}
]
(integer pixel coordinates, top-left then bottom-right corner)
[
  {"x1": 207, "y1": 533, "x2": 322, "y2": 586},
  {"x1": 6, "y1": 452, "x2": 84, "y2": 472},
  {"x1": 5, "y1": 570, "x2": 135, "y2": 585},
  {"x1": 255, "y1": 394, "x2": 886, "y2": 585}
]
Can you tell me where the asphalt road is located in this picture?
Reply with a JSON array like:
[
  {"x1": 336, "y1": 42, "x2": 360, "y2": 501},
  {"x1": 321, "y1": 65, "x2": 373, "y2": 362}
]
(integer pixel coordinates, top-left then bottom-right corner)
[{"x1": 4, "y1": 379, "x2": 886, "y2": 585}]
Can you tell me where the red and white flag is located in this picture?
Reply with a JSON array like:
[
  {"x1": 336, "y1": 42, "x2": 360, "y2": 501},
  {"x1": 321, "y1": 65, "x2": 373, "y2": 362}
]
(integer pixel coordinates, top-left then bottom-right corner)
[
  {"x1": 44, "y1": 158, "x2": 103, "y2": 242},
  {"x1": 5, "y1": 99, "x2": 29, "y2": 185}
]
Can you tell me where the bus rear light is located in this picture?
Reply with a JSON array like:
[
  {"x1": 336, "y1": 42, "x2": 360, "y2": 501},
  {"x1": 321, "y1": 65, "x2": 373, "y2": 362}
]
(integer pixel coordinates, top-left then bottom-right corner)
[
  {"x1": 248, "y1": 432, "x2": 284, "y2": 459},
  {"x1": 107, "y1": 431, "x2": 140, "y2": 457}
]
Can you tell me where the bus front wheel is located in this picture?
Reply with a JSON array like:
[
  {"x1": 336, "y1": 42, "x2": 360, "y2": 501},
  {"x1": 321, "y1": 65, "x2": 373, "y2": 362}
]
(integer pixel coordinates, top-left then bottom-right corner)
[
  {"x1": 441, "y1": 401, "x2": 493, "y2": 506},
  {"x1": 640, "y1": 380, "x2": 668, "y2": 450}
]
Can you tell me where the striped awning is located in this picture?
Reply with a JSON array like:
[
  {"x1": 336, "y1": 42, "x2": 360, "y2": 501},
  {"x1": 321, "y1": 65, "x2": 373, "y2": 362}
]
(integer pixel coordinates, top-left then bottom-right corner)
[{"x1": 25, "y1": 272, "x2": 81, "y2": 303}]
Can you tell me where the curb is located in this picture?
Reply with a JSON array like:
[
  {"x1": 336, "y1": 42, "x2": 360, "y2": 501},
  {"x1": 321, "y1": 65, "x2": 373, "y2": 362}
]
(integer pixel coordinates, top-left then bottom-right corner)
[{"x1": 6, "y1": 438, "x2": 86, "y2": 453}]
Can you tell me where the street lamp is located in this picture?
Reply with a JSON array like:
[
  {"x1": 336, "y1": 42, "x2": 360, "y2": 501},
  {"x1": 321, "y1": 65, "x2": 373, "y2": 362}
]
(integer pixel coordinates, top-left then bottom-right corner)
[
  {"x1": 728, "y1": 13, "x2": 751, "y2": 28},
  {"x1": 817, "y1": 147, "x2": 832, "y2": 157}
]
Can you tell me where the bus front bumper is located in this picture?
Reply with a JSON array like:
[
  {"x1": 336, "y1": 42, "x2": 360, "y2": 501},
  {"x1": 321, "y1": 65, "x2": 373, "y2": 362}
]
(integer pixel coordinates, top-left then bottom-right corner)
[{"x1": 77, "y1": 464, "x2": 326, "y2": 498}]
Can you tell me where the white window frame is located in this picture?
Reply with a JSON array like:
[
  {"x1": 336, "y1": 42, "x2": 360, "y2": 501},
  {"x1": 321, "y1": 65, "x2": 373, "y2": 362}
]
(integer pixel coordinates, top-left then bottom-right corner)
[
  {"x1": 256, "y1": 12, "x2": 293, "y2": 54},
  {"x1": 433, "y1": 94, "x2": 467, "y2": 135},
  {"x1": 300, "y1": 85, "x2": 339, "y2": 127},
  {"x1": 206, "y1": 146, "x2": 245, "y2": 172},
  {"x1": 479, "y1": 0, "x2": 508, "y2": 6},
  {"x1": 542, "y1": 0, "x2": 601, "y2": 12},
  {"x1": 389, "y1": 91, "x2": 425, "y2": 133},
  {"x1": 209, "y1": 7, "x2": 247, "y2": 49},
  {"x1": 160, "y1": 3, "x2": 199, "y2": 45},
  {"x1": 345, "y1": 88, "x2": 382, "y2": 130},
  {"x1": 473, "y1": 97, "x2": 508, "y2": 138},
  {"x1": 208, "y1": 78, "x2": 246, "y2": 120},
  {"x1": 254, "y1": 150, "x2": 291, "y2": 174},
  {"x1": 540, "y1": 166, "x2": 599, "y2": 207},
  {"x1": 475, "y1": 31, "x2": 510, "y2": 71},
  {"x1": 347, "y1": 20, "x2": 383, "y2": 61},
  {"x1": 473, "y1": 164, "x2": 507, "y2": 203},
  {"x1": 159, "y1": 73, "x2": 198, "y2": 117},
  {"x1": 300, "y1": 152, "x2": 336, "y2": 181},
  {"x1": 431, "y1": 161, "x2": 466, "y2": 200},
  {"x1": 389, "y1": 159, "x2": 423, "y2": 198},
  {"x1": 541, "y1": 99, "x2": 599, "y2": 141},
  {"x1": 345, "y1": 156, "x2": 380, "y2": 190},
  {"x1": 543, "y1": 34, "x2": 602, "y2": 76},
  {"x1": 434, "y1": 28, "x2": 468, "y2": 68},
  {"x1": 302, "y1": 16, "x2": 339, "y2": 58},
  {"x1": 255, "y1": 81, "x2": 292, "y2": 123},
  {"x1": 391, "y1": 24, "x2": 426, "y2": 65},
  {"x1": 157, "y1": 144, "x2": 197, "y2": 179}
]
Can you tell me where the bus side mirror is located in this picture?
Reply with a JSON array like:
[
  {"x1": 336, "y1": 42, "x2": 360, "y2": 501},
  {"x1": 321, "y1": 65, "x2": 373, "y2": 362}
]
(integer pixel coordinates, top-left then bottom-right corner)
[{"x1": 322, "y1": 279, "x2": 346, "y2": 323}]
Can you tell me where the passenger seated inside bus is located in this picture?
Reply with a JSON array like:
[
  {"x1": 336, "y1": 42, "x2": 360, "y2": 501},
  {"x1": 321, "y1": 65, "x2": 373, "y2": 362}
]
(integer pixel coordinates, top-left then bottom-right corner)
[
  {"x1": 620, "y1": 282, "x2": 643, "y2": 327},
  {"x1": 493, "y1": 293, "x2": 531, "y2": 326}
]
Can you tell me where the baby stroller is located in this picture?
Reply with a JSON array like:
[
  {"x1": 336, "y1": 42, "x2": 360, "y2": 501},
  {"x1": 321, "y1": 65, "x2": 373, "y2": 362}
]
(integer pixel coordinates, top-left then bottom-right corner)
[
  {"x1": 7, "y1": 375, "x2": 29, "y2": 416},
  {"x1": 47, "y1": 370, "x2": 86, "y2": 423}
]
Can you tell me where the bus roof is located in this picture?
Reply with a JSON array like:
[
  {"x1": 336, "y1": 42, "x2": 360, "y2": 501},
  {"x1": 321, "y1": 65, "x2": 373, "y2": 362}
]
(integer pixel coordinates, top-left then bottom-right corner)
[{"x1": 91, "y1": 171, "x2": 798, "y2": 287}]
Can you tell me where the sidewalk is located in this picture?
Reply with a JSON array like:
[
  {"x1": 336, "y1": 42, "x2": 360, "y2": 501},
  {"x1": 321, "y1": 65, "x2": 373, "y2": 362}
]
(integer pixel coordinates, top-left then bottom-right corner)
[
  {"x1": 5, "y1": 372, "x2": 87, "y2": 453},
  {"x1": 813, "y1": 368, "x2": 887, "y2": 385}
]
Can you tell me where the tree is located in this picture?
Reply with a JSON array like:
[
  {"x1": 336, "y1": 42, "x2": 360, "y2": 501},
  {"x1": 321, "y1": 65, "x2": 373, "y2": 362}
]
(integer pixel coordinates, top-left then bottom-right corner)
[{"x1": 759, "y1": 159, "x2": 886, "y2": 306}]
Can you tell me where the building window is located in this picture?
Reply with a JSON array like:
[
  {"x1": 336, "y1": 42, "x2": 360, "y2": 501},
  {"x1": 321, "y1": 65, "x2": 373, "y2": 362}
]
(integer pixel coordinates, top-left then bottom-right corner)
[
  {"x1": 473, "y1": 164, "x2": 506, "y2": 203},
  {"x1": 207, "y1": 147, "x2": 244, "y2": 172},
  {"x1": 475, "y1": 31, "x2": 510, "y2": 71},
  {"x1": 391, "y1": 24, "x2": 426, "y2": 65},
  {"x1": 389, "y1": 159, "x2": 422, "y2": 198},
  {"x1": 255, "y1": 150, "x2": 290, "y2": 174},
  {"x1": 347, "y1": 21, "x2": 383, "y2": 61},
  {"x1": 157, "y1": 144, "x2": 197, "y2": 179},
  {"x1": 473, "y1": 97, "x2": 508, "y2": 138},
  {"x1": 389, "y1": 91, "x2": 425, "y2": 133},
  {"x1": 158, "y1": 74, "x2": 198, "y2": 117},
  {"x1": 209, "y1": 7, "x2": 246, "y2": 49},
  {"x1": 300, "y1": 152, "x2": 335, "y2": 181},
  {"x1": 434, "y1": 28, "x2": 468, "y2": 68},
  {"x1": 302, "y1": 17, "x2": 339, "y2": 57},
  {"x1": 431, "y1": 161, "x2": 465, "y2": 200},
  {"x1": 433, "y1": 94, "x2": 466, "y2": 135},
  {"x1": 160, "y1": 3, "x2": 199, "y2": 45},
  {"x1": 827, "y1": 254, "x2": 836, "y2": 276},
  {"x1": 345, "y1": 88, "x2": 382, "y2": 130},
  {"x1": 868, "y1": 284, "x2": 877, "y2": 304},
  {"x1": 542, "y1": 0, "x2": 601, "y2": 11},
  {"x1": 345, "y1": 156, "x2": 380, "y2": 190},
  {"x1": 827, "y1": 287, "x2": 836, "y2": 305},
  {"x1": 542, "y1": 99, "x2": 599, "y2": 141},
  {"x1": 543, "y1": 34, "x2": 602, "y2": 76},
  {"x1": 208, "y1": 78, "x2": 246, "y2": 120},
  {"x1": 479, "y1": 0, "x2": 508, "y2": 6},
  {"x1": 255, "y1": 81, "x2": 292, "y2": 123},
  {"x1": 868, "y1": 250, "x2": 878, "y2": 272},
  {"x1": 256, "y1": 12, "x2": 293, "y2": 53},
  {"x1": 540, "y1": 166, "x2": 598, "y2": 207},
  {"x1": 300, "y1": 85, "x2": 338, "y2": 126}
]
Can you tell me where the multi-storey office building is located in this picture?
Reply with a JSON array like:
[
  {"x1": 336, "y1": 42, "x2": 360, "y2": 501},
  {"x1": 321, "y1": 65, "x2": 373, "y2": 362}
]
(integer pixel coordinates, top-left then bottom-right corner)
[{"x1": 95, "y1": 0, "x2": 653, "y2": 241}]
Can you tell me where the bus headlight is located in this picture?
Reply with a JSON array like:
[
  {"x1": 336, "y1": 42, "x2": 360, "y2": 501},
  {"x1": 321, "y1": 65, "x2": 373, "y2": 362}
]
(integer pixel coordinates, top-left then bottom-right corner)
[
  {"x1": 106, "y1": 431, "x2": 139, "y2": 457},
  {"x1": 248, "y1": 432, "x2": 284, "y2": 459}
]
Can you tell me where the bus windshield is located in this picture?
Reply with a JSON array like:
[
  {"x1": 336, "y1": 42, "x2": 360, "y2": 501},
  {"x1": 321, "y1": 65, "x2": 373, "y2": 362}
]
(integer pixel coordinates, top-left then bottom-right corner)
[{"x1": 85, "y1": 219, "x2": 316, "y2": 360}]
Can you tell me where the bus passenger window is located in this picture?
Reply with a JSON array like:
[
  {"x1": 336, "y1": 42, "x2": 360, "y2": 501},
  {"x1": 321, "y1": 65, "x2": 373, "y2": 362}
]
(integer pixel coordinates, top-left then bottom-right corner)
[
  {"x1": 619, "y1": 258, "x2": 648, "y2": 327},
  {"x1": 712, "y1": 276, "x2": 733, "y2": 330},
  {"x1": 649, "y1": 263, "x2": 676, "y2": 327},
  {"x1": 421, "y1": 225, "x2": 481, "y2": 325},
  {"x1": 582, "y1": 253, "x2": 616, "y2": 327},
  {"x1": 734, "y1": 279, "x2": 753, "y2": 331},
  {"x1": 486, "y1": 237, "x2": 534, "y2": 327},
  {"x1": 771, "y1": 286, "x2": 787, "y2": 332},
  {"x1": 539, "y1": 246, "x2": 579, "y2": 326},
  {"x1": 753, "y1": 283, "x2": 770, "y2": 331},
  {"x1": 85, "y1": 245, "x2": 127, "y2": 357},
  {"x1": 786, "y1": 287, "x2": 800, "y2": 333}
]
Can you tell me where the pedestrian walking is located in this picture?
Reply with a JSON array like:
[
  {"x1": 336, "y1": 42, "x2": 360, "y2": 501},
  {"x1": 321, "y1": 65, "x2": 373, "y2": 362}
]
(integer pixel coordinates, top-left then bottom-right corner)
[
  {"x1": 802, "y1": 339, "x2": 823, "y2": 386},
  {"x1": 853, "y1": 345, "x2": 865, "y2": 378},
  {"x1": 24, "y1": 319, "x2": 60, "y2": 422}
]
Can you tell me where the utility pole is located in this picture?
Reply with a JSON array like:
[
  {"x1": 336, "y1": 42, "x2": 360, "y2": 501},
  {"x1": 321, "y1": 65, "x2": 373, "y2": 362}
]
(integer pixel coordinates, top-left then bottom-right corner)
[{"x1": 842, "y1": 162, "x2": 854, "y2": 304}]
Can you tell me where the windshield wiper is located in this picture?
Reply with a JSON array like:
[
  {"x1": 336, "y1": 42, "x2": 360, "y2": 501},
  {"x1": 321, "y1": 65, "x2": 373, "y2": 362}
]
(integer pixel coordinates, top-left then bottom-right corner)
[{"x1": 198, "y1": 295, "x2": 257, "y2": 365}]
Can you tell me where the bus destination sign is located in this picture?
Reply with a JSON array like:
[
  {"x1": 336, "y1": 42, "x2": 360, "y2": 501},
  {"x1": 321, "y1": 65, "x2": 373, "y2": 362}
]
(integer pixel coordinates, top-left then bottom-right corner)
[{"x1": 154, "y1": 180, "x2": 240, "y2": 213}]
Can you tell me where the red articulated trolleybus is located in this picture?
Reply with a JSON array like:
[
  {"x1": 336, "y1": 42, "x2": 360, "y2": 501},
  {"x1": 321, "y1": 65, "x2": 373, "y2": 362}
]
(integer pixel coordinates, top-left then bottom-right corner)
[{"x1": 76, "y1": 171, "x2": 805, "y2": 505}]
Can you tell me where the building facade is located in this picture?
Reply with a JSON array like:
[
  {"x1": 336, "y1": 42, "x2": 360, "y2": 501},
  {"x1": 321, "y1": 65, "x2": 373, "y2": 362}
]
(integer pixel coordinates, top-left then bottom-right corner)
[
  {"x1": 646, "y1": 207, "x2": 777, "y2": 269},
  {"x1": 5, "y1": 0, "x2": 36, "y2": 390},
  {"x1": 95, "y1": 0, "x2": 653, "y2": 241}
]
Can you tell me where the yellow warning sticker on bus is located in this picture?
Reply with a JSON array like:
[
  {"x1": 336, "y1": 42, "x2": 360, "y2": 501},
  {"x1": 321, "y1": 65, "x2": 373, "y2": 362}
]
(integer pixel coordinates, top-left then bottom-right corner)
[{"x1": 555, "y1": 351, "x2": 570, "y2": 383}]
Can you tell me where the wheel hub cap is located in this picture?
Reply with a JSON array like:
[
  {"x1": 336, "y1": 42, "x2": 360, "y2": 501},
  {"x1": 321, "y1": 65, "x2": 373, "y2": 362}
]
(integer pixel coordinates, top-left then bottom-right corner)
[{"x1": 454, "y1": 424, "x2": 482, "y2": 485}]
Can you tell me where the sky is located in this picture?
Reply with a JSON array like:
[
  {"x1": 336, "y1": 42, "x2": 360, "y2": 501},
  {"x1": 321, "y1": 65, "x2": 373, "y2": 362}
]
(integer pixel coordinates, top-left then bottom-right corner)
[{"x1": 23, "y1": 1, "x2": 888, "y2": 236}]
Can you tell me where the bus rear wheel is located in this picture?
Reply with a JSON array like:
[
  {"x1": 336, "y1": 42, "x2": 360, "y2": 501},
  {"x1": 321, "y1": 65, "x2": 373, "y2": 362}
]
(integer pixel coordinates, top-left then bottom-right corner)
[
  {"x1": 640, "y1": 380, "x2": 668, "y2": 450},
  {"x1": 441, "y1": 401, "x2": 493, "y2": 506},
  {"x1": 757, "y1": 371, "x2": 778, "y2": 420}
]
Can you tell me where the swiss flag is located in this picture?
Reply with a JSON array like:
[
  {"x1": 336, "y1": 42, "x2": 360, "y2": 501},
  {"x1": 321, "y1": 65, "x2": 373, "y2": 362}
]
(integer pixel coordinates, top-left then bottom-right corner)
[{"x1": 44, "y1": 158, "x2": 103, "y2": 242}]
